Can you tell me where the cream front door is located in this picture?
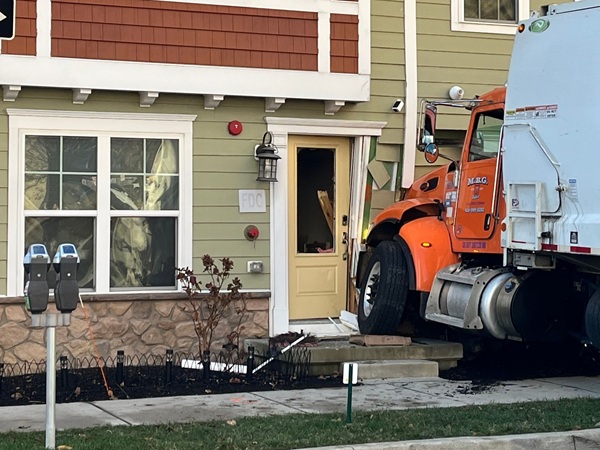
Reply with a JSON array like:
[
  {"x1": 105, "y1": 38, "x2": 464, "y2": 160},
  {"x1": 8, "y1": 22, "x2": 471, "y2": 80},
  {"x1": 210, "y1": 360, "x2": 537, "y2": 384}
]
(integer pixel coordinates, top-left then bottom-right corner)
[{"x1": 288, "y1": 135, "x2": 351, "y2": 320}]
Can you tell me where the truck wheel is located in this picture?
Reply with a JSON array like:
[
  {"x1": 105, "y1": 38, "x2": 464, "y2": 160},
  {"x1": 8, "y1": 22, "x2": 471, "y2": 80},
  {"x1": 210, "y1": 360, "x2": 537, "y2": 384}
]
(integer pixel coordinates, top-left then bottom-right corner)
[
  {"x1": 585, "y1": 289, "x2": 600, "y2": 349},
  {"x1": 358, "y1": 240, "x2": 408, "y2": 335}
]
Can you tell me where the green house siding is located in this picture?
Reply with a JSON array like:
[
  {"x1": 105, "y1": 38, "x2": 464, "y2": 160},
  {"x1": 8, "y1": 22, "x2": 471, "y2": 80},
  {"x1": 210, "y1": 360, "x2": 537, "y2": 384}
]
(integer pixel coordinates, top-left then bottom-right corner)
[{"x1": 417, "y1": 0, "x2": 515, "y2": 106}]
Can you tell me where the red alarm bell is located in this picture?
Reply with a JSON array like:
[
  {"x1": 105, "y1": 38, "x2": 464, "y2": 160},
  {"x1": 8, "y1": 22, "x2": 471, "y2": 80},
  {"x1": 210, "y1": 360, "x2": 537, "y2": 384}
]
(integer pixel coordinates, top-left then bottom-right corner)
[{"x1": 228, "y1": 121, "x2": 243, "y2": 136}]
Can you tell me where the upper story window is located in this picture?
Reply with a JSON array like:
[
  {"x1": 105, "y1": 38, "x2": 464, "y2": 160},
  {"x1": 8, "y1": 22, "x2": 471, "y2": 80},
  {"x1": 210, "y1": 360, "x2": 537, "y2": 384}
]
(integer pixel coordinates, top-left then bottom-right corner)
[
  {"x1": 465, "y1": 0, "x2": 516, "y2": 22},
  {"x1": 8, "y1": 110, "x2": 195, "y2": 296},
  {"x1": 452, "y1": 0, "x2": 530, "y2": 34}
]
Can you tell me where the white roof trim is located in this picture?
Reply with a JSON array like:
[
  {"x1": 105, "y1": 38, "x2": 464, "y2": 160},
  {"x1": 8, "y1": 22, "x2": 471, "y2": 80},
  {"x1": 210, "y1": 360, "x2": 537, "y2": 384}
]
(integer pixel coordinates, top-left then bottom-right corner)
[{"x1": 1, "y1": 56, "x2": 370, "y2": 103}]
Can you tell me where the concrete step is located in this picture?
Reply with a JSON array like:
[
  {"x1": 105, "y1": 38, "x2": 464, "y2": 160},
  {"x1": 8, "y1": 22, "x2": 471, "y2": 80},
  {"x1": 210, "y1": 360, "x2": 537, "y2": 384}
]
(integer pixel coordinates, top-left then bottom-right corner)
[
  {"x1": 245, "y1": 337, "x2": 462, "y2": 377},
  {"x1": 346, "y1": 359, "x2": 439, "y2": 380}
]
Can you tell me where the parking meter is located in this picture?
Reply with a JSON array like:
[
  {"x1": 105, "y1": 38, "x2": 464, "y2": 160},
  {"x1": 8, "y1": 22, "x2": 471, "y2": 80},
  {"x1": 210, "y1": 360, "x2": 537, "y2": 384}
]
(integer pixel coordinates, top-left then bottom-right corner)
[
  {"x1": 53, "y1": 243, "x2": 80, "y2": 313},
  {"x1": 23, "y1": 244, "x2": 51, "y2": 314}
]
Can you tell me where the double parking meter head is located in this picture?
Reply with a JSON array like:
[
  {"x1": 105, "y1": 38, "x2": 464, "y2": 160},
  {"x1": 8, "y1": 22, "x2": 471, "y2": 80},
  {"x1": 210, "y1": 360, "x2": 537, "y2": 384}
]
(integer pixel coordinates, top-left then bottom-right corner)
[
  {"x1": 23, "y1": 244, "x2": 51, "y2": 314},
  {"x1": 53, "y1": 243, "x2": 80, "y2": 313}
]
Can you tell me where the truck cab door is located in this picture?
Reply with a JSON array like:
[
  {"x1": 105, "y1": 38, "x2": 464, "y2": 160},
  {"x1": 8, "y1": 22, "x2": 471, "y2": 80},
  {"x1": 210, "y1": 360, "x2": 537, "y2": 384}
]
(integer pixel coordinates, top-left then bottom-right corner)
[{"x1": 453, "y1": 109, "x2": 503, "y2": 244}]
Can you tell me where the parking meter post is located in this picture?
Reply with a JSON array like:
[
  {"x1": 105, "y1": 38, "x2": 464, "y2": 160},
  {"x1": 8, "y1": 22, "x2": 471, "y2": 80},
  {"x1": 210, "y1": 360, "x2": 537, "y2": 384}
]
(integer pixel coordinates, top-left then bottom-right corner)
[
  {"x1": 45, "y1": 322, "x2": 56, "y2": 449},
  {"x1": 23, "y1": 244, "x2": 80, "y2": 450}
]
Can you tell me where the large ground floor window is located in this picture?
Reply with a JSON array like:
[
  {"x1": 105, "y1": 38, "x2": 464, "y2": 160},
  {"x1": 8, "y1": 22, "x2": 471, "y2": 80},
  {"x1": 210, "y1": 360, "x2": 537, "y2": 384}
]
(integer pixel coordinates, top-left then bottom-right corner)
[{"x1": 8, "y1": 110, "x2": 195, "y2": 296}]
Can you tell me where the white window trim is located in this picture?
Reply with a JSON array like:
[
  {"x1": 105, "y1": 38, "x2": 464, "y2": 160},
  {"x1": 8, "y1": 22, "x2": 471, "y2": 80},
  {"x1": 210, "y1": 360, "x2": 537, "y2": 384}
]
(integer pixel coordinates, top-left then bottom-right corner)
[
  {"x1": 451, "y1": 0, "x2": 530, "y2": 35},
  {"x1": 6, "y1": 109, "x2": 196, "y2": 297}
]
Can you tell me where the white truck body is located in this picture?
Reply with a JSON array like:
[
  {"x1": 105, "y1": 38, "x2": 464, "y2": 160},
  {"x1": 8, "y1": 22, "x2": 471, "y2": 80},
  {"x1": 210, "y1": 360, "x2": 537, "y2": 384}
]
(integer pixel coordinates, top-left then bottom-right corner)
[{"x1": 503, "y1": 0, "x2": 600, "y2": 255}]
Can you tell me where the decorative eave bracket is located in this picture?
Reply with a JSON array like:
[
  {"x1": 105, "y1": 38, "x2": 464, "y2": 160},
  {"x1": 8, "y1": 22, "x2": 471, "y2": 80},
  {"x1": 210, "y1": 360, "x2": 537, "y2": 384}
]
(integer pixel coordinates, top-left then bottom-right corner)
[
  {"x1": 3, "y1": 85, "x2": 21, "y2": 102},
  {"x1": 204, "y1": 94, "x2": 224, "y2": 110},
  {"x1": 324, "y1": 100, "x2": 345, "y2": 115},
  {"x1": 72, "y1": 88, "x2": 92, "y2": 104},
  {"x1": 265, "y1": 97, "x2": 286, "y2": 113},
  {"x1": 139, "y1": 91, "x2": 159, "y2": 107}
]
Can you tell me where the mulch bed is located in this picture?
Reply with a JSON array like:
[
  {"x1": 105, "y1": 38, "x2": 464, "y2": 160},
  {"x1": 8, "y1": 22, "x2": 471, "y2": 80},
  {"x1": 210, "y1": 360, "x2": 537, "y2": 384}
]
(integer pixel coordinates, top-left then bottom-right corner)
[{"x1": 0, "y1": 365, "x2": 343, "y2": 407}]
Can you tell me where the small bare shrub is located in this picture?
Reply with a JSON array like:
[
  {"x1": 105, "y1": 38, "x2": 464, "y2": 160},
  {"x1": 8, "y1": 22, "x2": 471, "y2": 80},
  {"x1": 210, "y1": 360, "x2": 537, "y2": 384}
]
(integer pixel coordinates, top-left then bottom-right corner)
[{"x1": 176, "y1": 255, "x2": 248, "y2": 355}]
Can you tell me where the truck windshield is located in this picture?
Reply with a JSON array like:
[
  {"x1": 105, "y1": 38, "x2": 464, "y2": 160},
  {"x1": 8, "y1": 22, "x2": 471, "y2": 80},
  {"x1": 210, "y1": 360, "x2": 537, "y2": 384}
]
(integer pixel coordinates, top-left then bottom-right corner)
[{"x1": 468, "y1": 110, "x2": 503, "y2": 162}]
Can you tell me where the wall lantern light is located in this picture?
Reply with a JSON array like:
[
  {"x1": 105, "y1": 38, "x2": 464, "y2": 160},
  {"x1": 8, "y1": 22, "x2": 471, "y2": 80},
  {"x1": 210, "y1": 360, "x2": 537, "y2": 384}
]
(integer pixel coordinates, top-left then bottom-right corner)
[{"x1": 254, "y1": 131, "x2": 281, "y2": 182}]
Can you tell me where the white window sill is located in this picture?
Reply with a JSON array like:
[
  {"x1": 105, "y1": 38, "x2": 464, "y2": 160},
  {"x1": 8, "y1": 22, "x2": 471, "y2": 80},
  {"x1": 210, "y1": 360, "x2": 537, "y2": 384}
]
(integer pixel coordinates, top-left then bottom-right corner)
[{"x1": 451, "y1": 20, "x2": 518, "y2": 35}]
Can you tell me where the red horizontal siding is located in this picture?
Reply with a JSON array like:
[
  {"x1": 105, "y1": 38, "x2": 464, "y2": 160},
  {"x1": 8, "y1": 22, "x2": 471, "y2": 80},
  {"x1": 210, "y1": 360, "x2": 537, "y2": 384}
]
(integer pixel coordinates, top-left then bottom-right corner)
[
  {"x1": 330, "y1": 14, "x2": 358, "y2": 74},
  {"x1": 1, "y1": 0, "x2": 37, "y2": 56},
  {"x1": 51, "y1": 0, "x2": 319, "y2": 71}
]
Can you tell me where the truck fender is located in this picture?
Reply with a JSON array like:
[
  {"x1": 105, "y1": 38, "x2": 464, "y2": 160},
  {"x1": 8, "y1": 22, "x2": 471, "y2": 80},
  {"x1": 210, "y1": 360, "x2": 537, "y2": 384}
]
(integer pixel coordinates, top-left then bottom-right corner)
[
  {"x1": 399, "y1": 217, "x2": 459, "y2": 292},
  {"x1": 366, "y1": 199, "x2": 441, "y2": 248}
]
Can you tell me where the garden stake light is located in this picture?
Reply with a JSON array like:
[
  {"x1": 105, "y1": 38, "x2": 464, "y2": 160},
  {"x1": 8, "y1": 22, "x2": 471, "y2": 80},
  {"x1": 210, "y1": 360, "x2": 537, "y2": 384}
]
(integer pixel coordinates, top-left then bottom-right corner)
[
  {"x1": 202, "y1": 350, "x2": 211, "y2": 381},
  {"x1": 0, "y1": 363, "x2": 3, "y2": 395},
  {"x1": 165, "y1": 349, "x2": 173, "y2": 385},
  {"x1": 246, "y1": 346, "x2": 254, "y2": 381},
  {"x1": 116, "y1": 351, "x2": 125, "y2": 385},
  {"x1": 60, "y1": 356, "x2": 68, "y2": 388}
]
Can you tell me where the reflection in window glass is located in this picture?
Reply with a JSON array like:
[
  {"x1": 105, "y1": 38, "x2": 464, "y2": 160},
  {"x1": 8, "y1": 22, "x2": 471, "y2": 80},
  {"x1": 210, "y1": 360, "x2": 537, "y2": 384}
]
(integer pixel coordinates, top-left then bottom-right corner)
[
  {"x1": 24, "y1": 217, "x2": 95, "y2": 289},
  {"x1": 23, "y1": 131, "x2": 181, "y2": 293},
  {"x1": 24, "y1": 136, "x2": 98, "y2": 210},
  {"x1": 110, "y1": 217, "x2": 176, "y2": 288},
  {"x1": 25, "y1": 136, "x2": 60, "y2": 172},
  {"x1": 465, "y1": 0, "x2": 516, "y2": 22},
  {"x1": 111, "y1": 138, "x2": 179, "y2": 211},
  {"x1": 468, "y1": 111, "x2": 504, "y2": 162}
]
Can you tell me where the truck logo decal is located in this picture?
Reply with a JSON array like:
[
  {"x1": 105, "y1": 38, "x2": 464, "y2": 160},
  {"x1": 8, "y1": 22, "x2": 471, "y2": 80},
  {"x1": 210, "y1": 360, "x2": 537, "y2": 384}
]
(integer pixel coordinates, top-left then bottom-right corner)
[{"x1": 467, "y1": 176, "x2": 488, "y2": 186}]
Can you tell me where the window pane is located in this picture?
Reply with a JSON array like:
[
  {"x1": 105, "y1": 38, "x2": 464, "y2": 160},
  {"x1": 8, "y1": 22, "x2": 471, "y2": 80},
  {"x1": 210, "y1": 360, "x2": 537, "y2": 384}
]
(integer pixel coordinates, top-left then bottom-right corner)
[
  {"x1": 464, "y1": 0, "x2": 479, "y2": 19},
  {"x1": 63, "y1": 175, "x2": 97, "y2": 210},
  {"x1": 110, "y1": 217, "x2": 176, "y2": 288},
  {"x1": 481, "y1": 0, "x2": 499, "y2": 20},
  {"x1": 25, "y1": 174, "x2": 60, "y2": 210},
  {"x1": 63, "y1": 137, "x2": 97, "y2": 172},
  {"x1": 111, "y1": 138, "x2": 143, "y2": 173},
  {"x1": 25, "y1": 136, "x2": 60, "y2": 172},
  {"x1": 146, "y1": 175, "x2": 179, "y2": 210},
  {"x1": 499, "y1": 0, "x2": 516, "y2": 21},
  {"x1": 469, "y1": 111, "x2": 504, "y2": 161},
  {"x1": 146, "y1": 139, "x2": 179, "y2": 174},
  {"x1": 111, "y1": 175, "x2": 144, "y2": 210},
  {"x1": 25, "y1": 136, "x2": 97, "y2": 211},
  {"x1": 24, "y1": 217, "x2": 95, "y2": 289},
  {"x1": 146, "y1": 139, "x2": 179, "y2": 210}
]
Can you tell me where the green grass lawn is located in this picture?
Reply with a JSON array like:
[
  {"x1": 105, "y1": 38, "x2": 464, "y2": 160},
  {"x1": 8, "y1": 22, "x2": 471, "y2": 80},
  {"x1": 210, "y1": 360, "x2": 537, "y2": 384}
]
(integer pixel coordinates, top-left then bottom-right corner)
[{"x1": 2, "y1": 398, "x2": 599, "y2": 450}]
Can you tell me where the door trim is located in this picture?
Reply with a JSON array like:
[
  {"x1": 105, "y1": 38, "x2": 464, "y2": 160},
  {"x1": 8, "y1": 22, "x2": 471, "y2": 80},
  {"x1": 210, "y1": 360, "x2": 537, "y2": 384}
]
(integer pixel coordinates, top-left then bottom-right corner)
[{"x1": 265, "y1": 117, "x2": 386, "y2": 336}]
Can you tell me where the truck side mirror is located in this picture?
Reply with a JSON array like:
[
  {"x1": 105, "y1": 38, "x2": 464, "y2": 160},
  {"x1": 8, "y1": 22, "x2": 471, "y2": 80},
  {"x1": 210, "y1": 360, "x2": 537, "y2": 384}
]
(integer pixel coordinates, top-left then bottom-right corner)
[
  {"x1": 53, "y1": 243, "x2": 80, "y2": 313},
  {"x1": 418, "y1": 105, "x2": 437, "y2": 148},
  {"x1": 23, "y1": 244, "x2": 51, "y2": 314},
  {"x1": 423, "y1": 143, "x2": 440, "y2": 164}
]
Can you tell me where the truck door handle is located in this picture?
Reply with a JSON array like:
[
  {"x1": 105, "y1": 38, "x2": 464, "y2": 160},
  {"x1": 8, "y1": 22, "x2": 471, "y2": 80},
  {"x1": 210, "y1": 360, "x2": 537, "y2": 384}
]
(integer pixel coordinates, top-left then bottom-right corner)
[{"x1": 484, "y1": 214, "x2": 492, "y2": 231}]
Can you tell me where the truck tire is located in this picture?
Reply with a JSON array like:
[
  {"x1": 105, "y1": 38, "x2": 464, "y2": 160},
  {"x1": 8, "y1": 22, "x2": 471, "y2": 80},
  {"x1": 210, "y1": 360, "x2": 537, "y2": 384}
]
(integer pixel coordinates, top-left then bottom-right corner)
[
  {"x1": 358, "y1": 240, "x2": 408, "y2": 335},
  {"x1": 585, "y1": 289, "x2": 600, "y2": 349}
]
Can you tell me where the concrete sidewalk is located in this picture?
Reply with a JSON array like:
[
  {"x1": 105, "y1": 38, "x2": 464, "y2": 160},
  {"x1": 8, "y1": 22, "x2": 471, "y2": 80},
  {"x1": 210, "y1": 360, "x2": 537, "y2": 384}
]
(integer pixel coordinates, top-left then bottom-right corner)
[{"x1": 1, "y1": 375, "x2": 600, "y2": 449}]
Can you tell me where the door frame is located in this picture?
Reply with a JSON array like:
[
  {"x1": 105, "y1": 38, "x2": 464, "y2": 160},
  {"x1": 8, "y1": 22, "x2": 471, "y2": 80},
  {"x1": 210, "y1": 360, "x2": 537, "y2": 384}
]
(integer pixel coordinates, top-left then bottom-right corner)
[{"x1": 265, "y1": 117, "x2": 386, "y2": 336}]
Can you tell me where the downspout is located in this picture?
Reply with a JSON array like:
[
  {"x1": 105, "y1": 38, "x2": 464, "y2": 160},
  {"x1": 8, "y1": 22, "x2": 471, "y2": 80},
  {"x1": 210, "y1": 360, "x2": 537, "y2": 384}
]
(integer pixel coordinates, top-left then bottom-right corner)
[{"x1": 401, "y1": 0, "x2": 418, "y2": 188}]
